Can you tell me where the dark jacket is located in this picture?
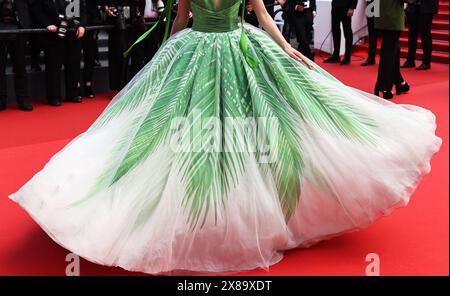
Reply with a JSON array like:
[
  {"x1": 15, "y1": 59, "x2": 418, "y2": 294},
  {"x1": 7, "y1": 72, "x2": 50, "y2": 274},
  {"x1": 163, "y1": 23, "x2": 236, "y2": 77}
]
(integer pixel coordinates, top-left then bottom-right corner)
[
  {"x1": 86, "y1": 0, "x2": 104, "y2": 25},
  {"x1": 287, "y1": 0, "x2": 317, "y2": 16},
  {"x1": 29, "y1": 0, "x2": 87, "y2": 28},
  {"x1": 332, "y1": 0, "x2": 358, "y2": 9},
  {"x1": 12, "y1": 0, "x2": 33, "y2": 29},
  {"x1": 407, "y1": 0, "x2": 439, "y2": 14},
  {"x1": 374, "y1": 0, "x2": 405, "y2": 31}
]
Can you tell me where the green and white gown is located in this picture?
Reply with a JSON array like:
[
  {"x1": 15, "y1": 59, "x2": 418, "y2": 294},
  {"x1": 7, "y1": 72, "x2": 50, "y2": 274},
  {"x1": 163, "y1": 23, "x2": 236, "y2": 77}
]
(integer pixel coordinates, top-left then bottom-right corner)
[{"x1": 10, "y1": 0, "x2": 441, "y2": 274}]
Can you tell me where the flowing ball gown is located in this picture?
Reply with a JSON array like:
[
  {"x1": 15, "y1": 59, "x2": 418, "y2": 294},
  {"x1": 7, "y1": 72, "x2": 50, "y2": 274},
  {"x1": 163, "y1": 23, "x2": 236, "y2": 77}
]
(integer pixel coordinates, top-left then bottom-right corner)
[{"x1": 10, "y1": 0, "x2": 441, "y2": 274}]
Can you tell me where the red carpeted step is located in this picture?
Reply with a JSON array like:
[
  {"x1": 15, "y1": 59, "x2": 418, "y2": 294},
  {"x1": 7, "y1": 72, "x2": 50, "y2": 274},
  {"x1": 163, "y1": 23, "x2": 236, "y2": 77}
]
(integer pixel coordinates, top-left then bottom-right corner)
[
  {"x1": 432, "y1": 20, "x2": 449, "y2": 31},
  {"x1": 400, "y1": 37, "x2": 449, "y2": 53},
  {"x1": 400, "y1": 47, "x2": 449, "y2": 63},
  {"x1": 440, "y1": 3, "x2": 449, "y2": 12},
  {"x1": 432, "y1": 30, "x2": 449, "y2": 41},
  {"x1": 402, "y1": 30, "x2": 449, "y2": 41},
  {"x1": 435, "y1": 10, "x2": 449, "y2": 20},
  {"x1": 355, "y1": 43, "x2": 449, "y2": 63}
]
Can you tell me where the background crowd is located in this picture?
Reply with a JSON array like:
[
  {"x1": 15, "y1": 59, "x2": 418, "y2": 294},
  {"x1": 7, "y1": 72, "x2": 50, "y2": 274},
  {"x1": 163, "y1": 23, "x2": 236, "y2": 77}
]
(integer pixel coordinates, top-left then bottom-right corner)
[{"x1": 0, "y1": 0, "x2": 441, "y2": 111}]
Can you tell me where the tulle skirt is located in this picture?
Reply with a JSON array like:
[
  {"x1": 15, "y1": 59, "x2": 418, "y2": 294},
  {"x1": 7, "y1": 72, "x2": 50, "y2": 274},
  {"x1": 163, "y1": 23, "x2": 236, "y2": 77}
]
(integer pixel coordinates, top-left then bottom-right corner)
[{"x1": 9, "y1": 25, "x2": 442, "y2": 274}]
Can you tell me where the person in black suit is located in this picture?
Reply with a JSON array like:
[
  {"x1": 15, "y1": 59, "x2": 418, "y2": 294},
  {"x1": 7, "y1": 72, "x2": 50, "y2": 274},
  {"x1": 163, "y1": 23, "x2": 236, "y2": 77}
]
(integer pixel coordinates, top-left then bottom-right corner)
[
  {"x1": 324, "y1": 0, "x2": 358, "y2": 65},
  {"x1": 287, "y1": 0, "x2": 316, "y2": 60},
  {"x1": 361, "y1": 0, "x2": 379, "y2": 66},
  {"x1": 29, "y1": 0, "x2": 87, "y2": 106},
  {"x1": 0, "y1": 0, "x2": 32, "y2": 111},
  {"x1": 128, "y1": 0, "x2": 166, "y2": 78},
  {"x1": 103, "y1": 0, "x2": 149, "y2": 90},
  {"x1": 244, "y1": 0, "x2": 275, "y2": 27},
  {"x1": 401, "y1": 0, "x2": 439, "y2": 70},
  {"x1": 82, "y1": 0, "x2": 104, "y2": 99}
]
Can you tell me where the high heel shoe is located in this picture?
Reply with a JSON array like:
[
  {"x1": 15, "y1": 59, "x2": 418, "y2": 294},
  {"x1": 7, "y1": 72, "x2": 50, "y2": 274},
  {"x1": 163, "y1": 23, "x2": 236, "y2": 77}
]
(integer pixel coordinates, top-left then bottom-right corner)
[
  {"x1": 395, "y1": 82, "x2": 410, "y2": 95},
  {"x1": 375, "y1": 88, "x2": 394, "y2": 100}
]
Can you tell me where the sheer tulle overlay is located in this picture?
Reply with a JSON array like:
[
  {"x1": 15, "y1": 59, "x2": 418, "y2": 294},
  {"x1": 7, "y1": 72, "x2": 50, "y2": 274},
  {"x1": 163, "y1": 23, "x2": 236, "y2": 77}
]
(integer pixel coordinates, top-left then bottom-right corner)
[{"x1": 10, "y1": 25, "x2": 441, "y2": 274}]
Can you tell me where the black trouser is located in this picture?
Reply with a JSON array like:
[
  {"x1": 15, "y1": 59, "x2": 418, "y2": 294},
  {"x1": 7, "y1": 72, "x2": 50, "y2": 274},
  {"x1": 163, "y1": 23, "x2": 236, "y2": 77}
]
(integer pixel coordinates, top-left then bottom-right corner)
[
  {"x1": 406, "y1": 5, "x2": 434, "y2": 65},
  {"x1": 0, "y1": 31, "x2": 30, "y2": 105},
  {"x1": 309, "y1": 22, "x2": 315, "y2": 61},
  {"x1": 129, "y1": 20, "x2": 162, "y2": 78},
  {"x1": 331, "y1": 5, "x2": 353, "y2": 59},
  {"x1": 108, "y1": 26, "x2": 130, "y2": 91},
  {"x1": 29, "y1": 34, "x2": 43, "y2": 68},
  {"x1": 367, "y1": 16, "x2": 378, "y2": 59},
  {"x1": 43, "y1": 33, "x2": 82, "y2": 100},
  {"x1": 289, "y1": 10, "x2": 314, "y2": 59},
  {"x1": 376, "y1": 30, "x2": 404, "y2": 92},
  {"x1": 83, "y1": 30, "x2": 98, "y2": 83}
]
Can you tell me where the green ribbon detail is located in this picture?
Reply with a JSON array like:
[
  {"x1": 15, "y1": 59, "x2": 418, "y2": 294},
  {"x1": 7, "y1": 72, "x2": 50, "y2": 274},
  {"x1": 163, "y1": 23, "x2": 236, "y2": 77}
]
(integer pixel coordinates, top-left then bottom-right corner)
[
  {"x1": 239, "y1": 0, "x2": 259, "y2": 69},
  {"x1": 123, "y1": 0, "x2": 175, "y2": 58}
]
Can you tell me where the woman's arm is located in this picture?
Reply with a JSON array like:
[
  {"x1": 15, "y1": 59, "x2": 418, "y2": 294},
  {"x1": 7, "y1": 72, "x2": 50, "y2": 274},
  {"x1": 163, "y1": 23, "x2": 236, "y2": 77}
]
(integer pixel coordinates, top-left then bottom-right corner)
[
  {"x1": 251, "y1": 0, "x2": 312, "y2": 68},
  {"x1": 170, "y1": 0, "x2": 191, "y2": 36}
]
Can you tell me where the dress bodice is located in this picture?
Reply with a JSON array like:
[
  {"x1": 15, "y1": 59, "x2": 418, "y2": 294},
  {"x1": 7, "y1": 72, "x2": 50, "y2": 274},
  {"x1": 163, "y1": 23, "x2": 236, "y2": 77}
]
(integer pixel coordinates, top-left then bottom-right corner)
[{"x1": 190, "y1": 0, "x2": 242, "y2": 32}]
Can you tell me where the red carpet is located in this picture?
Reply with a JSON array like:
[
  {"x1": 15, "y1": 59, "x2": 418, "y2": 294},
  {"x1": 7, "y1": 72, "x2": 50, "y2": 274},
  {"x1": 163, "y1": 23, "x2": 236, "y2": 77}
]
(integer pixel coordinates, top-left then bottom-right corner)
[{"x1": 0, "y1": 59, "x2": 448, "y2": 276}]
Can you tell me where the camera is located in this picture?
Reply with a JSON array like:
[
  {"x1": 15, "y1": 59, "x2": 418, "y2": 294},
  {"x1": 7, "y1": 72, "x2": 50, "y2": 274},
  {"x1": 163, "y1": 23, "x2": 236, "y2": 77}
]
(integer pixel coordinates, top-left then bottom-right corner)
[
  {"x1": 152, "y1": 0, "x2": 165, "y2": 13},
  {"x1": 111, "y1": 6, "x2": 130, "y2": 31},
  {"x1": 57, "y1": 14, "x2": 70, "y2": 38},
  {"x1": 56, "y1": 14, "x2": 80, "y2": 39}
]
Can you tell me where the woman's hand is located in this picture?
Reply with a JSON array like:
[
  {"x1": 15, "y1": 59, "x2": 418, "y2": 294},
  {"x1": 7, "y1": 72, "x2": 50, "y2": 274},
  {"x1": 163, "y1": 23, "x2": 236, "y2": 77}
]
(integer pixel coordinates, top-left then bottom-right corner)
[
  {"x1": 283, "y1": 43, "x2": 312, "y2": 69},
  {"x1": 295, "y1": 4, "x2": 305, "y2": 12},
  {"x1": 76, "y1": 27, "x2": 85, "y2": 39},
  {"x1": 347, "y1": 8, "x2": 354, "y2": 17},
  {"x1": 47, "y1": 25, "x2": 58, "y2": 33}
]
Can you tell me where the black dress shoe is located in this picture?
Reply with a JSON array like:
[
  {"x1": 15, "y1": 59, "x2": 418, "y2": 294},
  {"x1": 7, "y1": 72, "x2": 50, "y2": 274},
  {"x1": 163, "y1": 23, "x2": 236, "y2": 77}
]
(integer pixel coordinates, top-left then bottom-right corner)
[
  {"x1": 324, "y1": 56, "x2": 340, "y2": 63},
  {"x1": 361, "y1": 58, "x2": 375, "y2": 66},
  {"x1": 400, "y1": 60, "x2": 416, "y2": 68},
  {"x1": 18, "y1": 101, "x2": 33, "y2": 111},
  {"x1": 84, "y1": 85, "x2": 96, "y2": 99},
  {"x1": 340, "y1": 58, "x2": 351, "y2": 65},
  {"x1": 48, "y1": 99, "x2": 62, "y2": 107},
  {"x1": 395, "y1": 82, "x2": 410, "y2": 95},
  {"x1": 416, "y1": 63, "x2": 431, "y2": 70},
  {"x1": 66, "y1": 96, "x2": 83, "y2": 103}
]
